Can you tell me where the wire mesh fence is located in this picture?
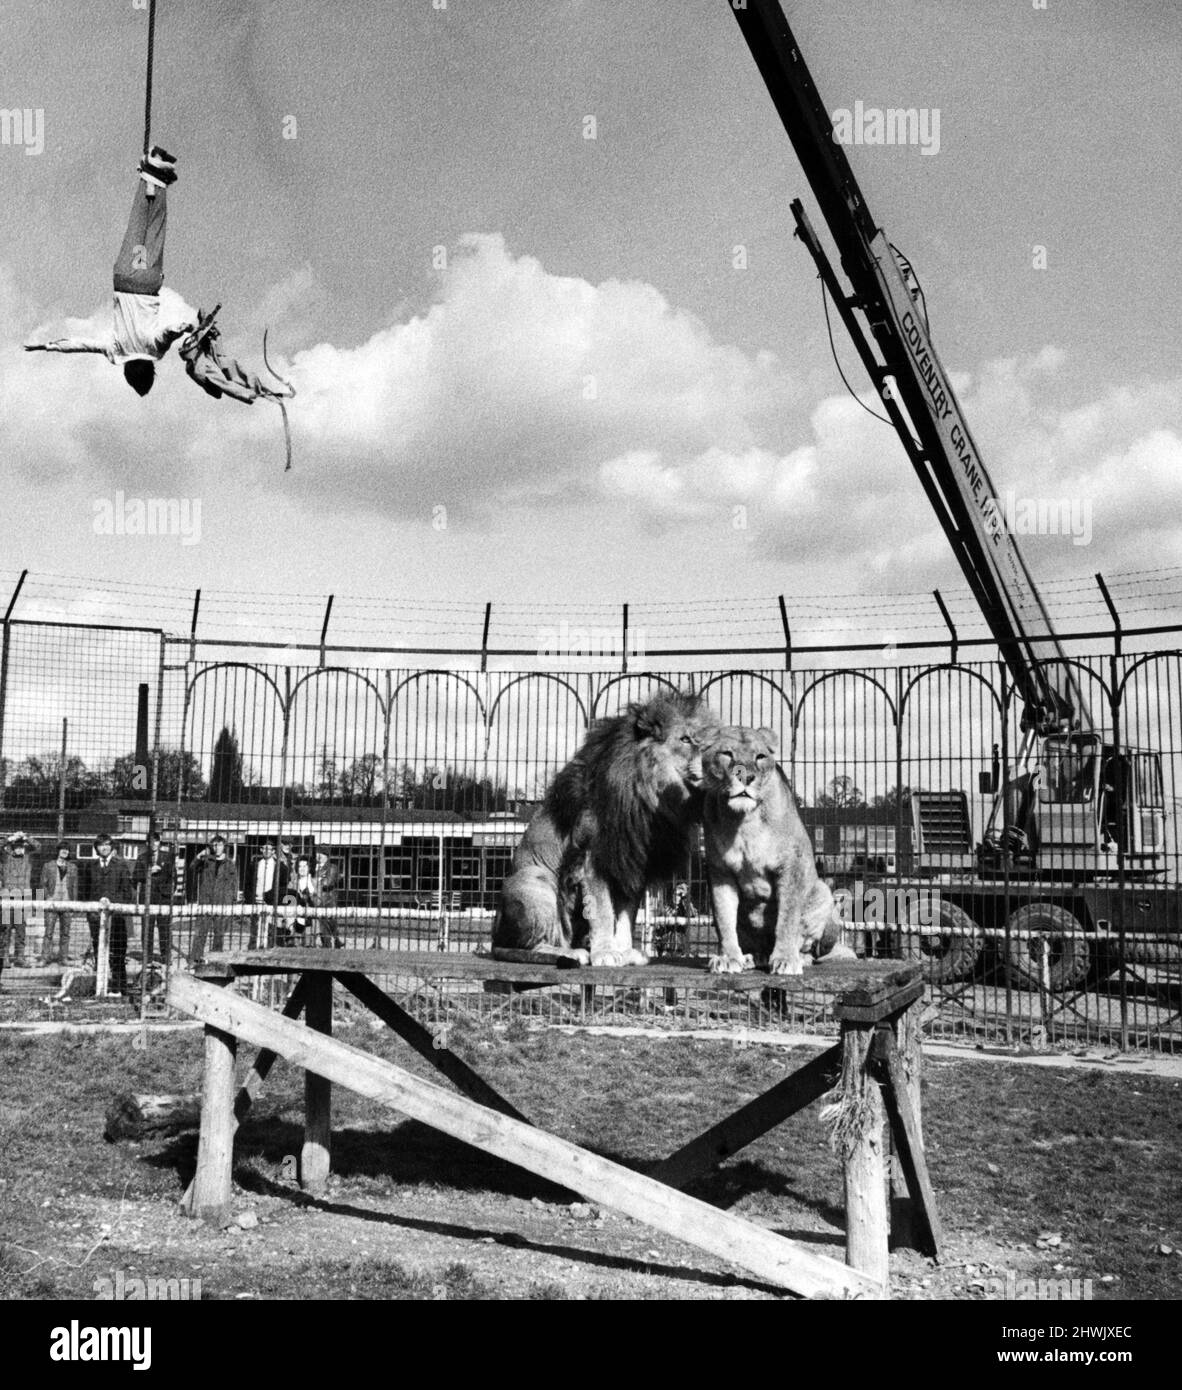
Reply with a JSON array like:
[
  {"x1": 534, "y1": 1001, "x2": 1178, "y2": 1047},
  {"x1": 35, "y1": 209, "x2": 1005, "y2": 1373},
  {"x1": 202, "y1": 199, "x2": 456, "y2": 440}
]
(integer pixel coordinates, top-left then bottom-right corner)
[{"x1": 1, "y1": 585, "x2": 1180, "y2": 1051}]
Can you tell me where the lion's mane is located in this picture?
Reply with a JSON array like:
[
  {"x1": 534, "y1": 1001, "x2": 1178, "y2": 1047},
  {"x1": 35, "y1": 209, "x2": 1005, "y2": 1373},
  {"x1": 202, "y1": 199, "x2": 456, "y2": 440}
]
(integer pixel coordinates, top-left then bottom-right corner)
[{"x1": 494, "y1": 689, "x2": 716, "y2": 951}]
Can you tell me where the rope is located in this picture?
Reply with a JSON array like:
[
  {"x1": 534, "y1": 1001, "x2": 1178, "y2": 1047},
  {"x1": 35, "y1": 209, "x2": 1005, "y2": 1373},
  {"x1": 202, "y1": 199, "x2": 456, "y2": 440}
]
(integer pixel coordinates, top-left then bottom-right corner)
[
  {"x1": 143, "y1": 0, "x2": 158, "y2": 155},
  {"x1": 262, "y1": 329, "x2": 297, "y2": 472}
]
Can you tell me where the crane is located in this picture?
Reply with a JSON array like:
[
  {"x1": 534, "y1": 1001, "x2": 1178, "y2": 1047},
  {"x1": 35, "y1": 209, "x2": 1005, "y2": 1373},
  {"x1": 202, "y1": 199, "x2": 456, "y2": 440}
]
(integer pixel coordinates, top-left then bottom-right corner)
[{"x1": 724, "y1": 0, "x2": 1171, "y2": 993}]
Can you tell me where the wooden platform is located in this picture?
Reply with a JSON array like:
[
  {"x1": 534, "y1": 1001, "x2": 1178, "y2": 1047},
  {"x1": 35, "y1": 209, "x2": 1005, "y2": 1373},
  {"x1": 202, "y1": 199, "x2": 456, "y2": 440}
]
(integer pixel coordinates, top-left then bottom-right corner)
[
  {"x1": 203, "y1": 946, "x2": 921, "y2": 1001},
  {"x1": 170, "y1": 949, "x2": 939, "y2": 1300}
]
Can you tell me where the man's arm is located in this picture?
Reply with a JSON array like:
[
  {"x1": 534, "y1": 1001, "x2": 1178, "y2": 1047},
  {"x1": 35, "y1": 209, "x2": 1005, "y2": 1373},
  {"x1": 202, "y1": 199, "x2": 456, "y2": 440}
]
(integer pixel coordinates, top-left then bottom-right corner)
[
  {"x1": 157, "y1": 320, "x2": 198, "y2": 352},
  {"x1": 25, "y1": 337, "x2": 108, "y2": 353}
]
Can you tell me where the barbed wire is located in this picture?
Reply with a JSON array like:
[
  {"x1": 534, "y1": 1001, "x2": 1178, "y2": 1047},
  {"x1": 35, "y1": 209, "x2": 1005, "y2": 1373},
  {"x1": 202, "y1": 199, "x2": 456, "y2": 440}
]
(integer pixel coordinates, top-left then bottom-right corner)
[{"x1": 1, "y1": 563, "x2": 1180, "y2": 651}]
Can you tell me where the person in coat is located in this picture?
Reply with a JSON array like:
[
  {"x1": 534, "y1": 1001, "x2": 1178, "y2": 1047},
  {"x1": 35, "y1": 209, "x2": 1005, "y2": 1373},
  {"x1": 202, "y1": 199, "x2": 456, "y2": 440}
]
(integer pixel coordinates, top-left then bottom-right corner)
[
  {"x1": 86, "y1": 834, "x2": 134, "y2": 994},
  {"x1": 39, "y1": 842, "x2": 79, "y2": 966}
]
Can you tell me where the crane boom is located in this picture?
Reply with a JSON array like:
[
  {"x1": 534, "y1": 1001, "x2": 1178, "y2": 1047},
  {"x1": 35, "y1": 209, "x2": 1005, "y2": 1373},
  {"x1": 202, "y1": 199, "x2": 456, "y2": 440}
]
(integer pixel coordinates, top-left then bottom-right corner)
[{"x1": 725, "y1": 0, "x2": 1091, "y2": 736}]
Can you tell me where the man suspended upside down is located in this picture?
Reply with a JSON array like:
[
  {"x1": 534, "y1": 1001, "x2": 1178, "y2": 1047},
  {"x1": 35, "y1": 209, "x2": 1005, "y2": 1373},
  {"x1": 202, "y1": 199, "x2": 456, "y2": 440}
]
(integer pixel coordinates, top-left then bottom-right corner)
[
  {"x1": 25, "y1": 148, "x2": 297, "y2": 468},
  {"x1": 24, "y1": 147, "x2": 195, "y2": 395}
]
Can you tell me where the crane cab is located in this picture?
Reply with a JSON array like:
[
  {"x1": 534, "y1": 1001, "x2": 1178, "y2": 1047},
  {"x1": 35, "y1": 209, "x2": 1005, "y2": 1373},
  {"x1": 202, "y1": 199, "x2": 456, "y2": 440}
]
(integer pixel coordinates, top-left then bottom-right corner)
[{"x1": 1028, "y1": 734, "x2": 1166, "y2": 871}]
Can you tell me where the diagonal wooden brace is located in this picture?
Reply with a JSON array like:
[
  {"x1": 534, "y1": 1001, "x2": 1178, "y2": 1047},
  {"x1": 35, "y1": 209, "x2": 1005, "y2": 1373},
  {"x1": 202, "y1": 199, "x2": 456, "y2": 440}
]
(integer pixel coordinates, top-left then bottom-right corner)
[
  {"x1": 871, "y1": 1024, "x2": 943, "y2": 1259},
  {"x1": 650, "y1": 1043, "x2": 842, "y2": 1191}
]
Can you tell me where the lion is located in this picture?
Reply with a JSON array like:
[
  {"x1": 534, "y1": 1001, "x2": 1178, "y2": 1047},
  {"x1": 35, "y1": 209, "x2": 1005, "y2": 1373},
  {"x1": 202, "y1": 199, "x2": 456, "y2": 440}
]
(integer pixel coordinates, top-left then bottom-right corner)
[
  {"x1": 702, "y1": 725, "x2": 851, "y2": 975},
  {"x1": 493, "y1": 690, "x2": 719, "y2": 966}
]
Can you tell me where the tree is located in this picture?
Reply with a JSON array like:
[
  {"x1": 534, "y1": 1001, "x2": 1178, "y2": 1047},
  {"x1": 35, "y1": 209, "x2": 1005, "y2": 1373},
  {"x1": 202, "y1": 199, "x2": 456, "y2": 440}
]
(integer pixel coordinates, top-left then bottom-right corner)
[
  {"x1": 110, "y1": 747, "x2": 208, "y2": 802},
  {"x1": 315, "y1": 744, "x2": 339, "y2": 800},
  {"x1": 816, "y1": 775, "x2": 866, "y2": 810},
  {"x1": 338, "y1": 754, "x2": 385, "y2": 800},
  {"x1": 209, "y1": 727, "x2": 244, "y2": 803},
  {"x1": 4, "y1": 751, "x2": 105, "y2": 808},
  {"x1": 871, "y1": 784, "x2": 913, "y2": 817}
]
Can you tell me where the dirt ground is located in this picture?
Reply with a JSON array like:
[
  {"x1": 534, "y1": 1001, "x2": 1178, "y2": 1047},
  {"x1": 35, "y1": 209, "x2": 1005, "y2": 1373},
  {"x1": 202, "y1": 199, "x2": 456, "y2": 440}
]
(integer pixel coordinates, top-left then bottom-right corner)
[{"x1": 2, "y1": 1022, "x2": 1179, "y2": 1301}]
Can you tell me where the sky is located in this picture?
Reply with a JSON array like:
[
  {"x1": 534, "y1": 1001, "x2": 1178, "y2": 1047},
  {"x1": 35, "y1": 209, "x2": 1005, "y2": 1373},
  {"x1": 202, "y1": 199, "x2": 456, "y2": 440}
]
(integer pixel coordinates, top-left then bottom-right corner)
[{"x1": 2, "y1": 0, "x2": 1182, "y2": 654}]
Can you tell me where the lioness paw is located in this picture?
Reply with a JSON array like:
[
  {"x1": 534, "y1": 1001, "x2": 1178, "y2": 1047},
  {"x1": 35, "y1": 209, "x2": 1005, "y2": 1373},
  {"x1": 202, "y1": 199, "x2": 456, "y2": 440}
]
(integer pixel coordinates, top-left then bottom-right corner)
[
  {"x1": 708, "y1": 953, "x2": 751, "y2": 974},
  {"x1": 590, "y1": 950, "x2": 627, "y2": 967},
  {"x1": 566, "y1": 948, "x2": 592, "y2": 965},
  {"x1": 769, "y1": 953, "x2": 805, "y2": 976}
]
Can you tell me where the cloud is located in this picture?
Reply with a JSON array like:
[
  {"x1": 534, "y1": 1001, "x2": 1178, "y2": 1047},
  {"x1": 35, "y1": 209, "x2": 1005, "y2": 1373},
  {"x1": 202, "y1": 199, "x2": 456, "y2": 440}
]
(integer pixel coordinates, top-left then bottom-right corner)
[
  {"x1": 598, "y1": 344, "x2": 1182, "y2": 583},
  {"x1": 4, "y1": 234, "x2": 1182, "y2": 598},
  {"x1": 1, "y1": 234, "x2": 800, "y2": 507}
]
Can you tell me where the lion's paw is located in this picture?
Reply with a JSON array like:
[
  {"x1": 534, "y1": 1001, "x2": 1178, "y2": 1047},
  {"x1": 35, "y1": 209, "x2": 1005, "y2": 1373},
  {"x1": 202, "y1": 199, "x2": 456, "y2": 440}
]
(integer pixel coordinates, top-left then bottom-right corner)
[
  {"x1": 708, "y1": 953, "x2": 753, "y2": 974},
  {"x1": 623, "y1": 948, "x2": 649, "y2": 966},
  {"x1": 590, "y1": 950, "x2": 628, "y2": 967},
  {"x1": 769, "y1": 954, "x2": 805, "y2": 976},
  {"x1": 565, "y1": 948, "x2": 592, "y2": 965}
]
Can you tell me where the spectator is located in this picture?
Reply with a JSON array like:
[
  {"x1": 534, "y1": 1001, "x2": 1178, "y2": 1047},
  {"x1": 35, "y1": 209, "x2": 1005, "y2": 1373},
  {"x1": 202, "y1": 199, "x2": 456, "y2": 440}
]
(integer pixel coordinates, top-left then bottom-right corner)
[
  {"x1": 1, "y1": 830, "x2": 42, "y2": 970},
  {"x1": 312, "y1": 849, "x2": 342, "y2": 948},
  {"x1": 87, "y1": 834, "x2": 133, "y2": 995},
  {"x1": 278, "y1": 855, "x2": 316, "y2": 948},
  {"x1": 654, "y1": 880, "x2": 694, "y2": 958},
  {"x1": 39, "y1": 842, "x2": 79, "y2": 966},
  {"x1": 136, "y1": 832, "x2": 175, "y2": 965},
  {"x1": 248, "y1": 841, "x2": 289, "y2": 949},
  {"x1": 189, "y1": 835, "x2": 239, "y2": 964}
]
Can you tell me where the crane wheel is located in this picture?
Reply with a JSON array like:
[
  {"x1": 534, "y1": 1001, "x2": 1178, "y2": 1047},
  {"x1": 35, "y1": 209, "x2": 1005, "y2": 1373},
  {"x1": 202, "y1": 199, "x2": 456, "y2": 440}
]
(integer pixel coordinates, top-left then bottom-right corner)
[
  {"x1": 898, "y1": 899, "x2": 982, "y2": 984},
  {"x1": 1003, "y1": 903, "x2": 1090, "y2": 992}
]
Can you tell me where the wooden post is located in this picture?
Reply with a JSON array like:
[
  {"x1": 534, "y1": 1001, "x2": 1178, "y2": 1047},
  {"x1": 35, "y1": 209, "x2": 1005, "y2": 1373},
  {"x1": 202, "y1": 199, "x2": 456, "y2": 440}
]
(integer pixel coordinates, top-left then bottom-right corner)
[
  {"x1": 190, "y1": 1024, "x2": 237, "y2": 1225},
  {"x1": 178, "y1": 976, "x2": 310, "y2": 1215},
  {"x1": 839, "y1": 1020, "x2": 888, "y2": 1292},
  {"x1": 300, "y1": 973, "x2": 332, "y2": 1193},
  {"x1": 890, "y1": 997, "x2": 923, "y2": 1249},
  {"x1": 95, "y1": 907, "x2": 110, "y2": 997}
]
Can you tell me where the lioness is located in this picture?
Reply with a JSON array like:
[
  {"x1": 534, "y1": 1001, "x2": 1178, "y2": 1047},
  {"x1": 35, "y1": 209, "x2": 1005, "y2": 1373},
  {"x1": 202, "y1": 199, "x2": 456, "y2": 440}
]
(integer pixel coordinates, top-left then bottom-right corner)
[
  {"x1": 703, "y1": 725, "x2": 847, "y2": 975},
  {"x1": 494, "y1": 690, "x2": 719, "y2": 966}
]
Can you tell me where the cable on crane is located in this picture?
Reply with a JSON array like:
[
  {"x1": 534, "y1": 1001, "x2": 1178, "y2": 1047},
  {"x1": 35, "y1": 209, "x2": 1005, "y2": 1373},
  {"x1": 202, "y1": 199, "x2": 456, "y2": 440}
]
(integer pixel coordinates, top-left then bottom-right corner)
[{"x1": 819, "y1": 280, "x2": 892, "y2": 426}]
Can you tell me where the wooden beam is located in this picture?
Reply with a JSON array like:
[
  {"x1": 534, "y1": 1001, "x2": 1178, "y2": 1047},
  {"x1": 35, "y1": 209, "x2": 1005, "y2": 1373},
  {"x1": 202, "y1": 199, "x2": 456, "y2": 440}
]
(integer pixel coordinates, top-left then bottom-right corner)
[
  {"x1": 888, "y1": 1001, "x2": 924, "y2": 1251},
  {"x1": 840, "y1": 1022, "x2": 888, "y2": 1290},
  {"x1": 873, "y1": 1026, "x2": 943, "y2": 1260},
  {"x1": 650, "y1": 1043, "x2": 842, "y2": 1191},
  {"x1": 178, "y1": 976, "x2": 309, "y2": 1216},
  {"x1": 189, "y1": 1024, "x2": 237, "y2": 1226},
  {"x1": 168, "y1": 972, "x2": 881, "y2": 1299},
  {"x1": 335, "y1": 973, "x2": 529, "y2": 1122},
  {"x1": 301, "y1": 974, "x2": 333, "y2": 1193}
]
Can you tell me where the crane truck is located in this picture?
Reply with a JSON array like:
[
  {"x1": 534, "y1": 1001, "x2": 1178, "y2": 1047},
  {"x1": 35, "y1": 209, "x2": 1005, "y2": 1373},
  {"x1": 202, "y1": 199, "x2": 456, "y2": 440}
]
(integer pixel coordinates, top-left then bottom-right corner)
[{"x1": 724, "y1": 0, "x2": 1176, "y2": 993}]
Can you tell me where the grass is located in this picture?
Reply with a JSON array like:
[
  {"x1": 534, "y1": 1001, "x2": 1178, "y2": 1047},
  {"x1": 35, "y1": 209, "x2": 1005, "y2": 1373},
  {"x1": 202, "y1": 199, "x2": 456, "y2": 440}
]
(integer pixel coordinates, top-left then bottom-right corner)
[{"x1": 0, "y1": 1020, "x2": 1178, "y2": 1300}]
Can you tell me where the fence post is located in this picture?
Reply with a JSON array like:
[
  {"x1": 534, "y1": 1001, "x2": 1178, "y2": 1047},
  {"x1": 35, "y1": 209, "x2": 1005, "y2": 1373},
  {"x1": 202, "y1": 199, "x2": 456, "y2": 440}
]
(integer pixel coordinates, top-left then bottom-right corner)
[
  {"x1": 933, "y1": 590, "x2": 958, "y2": 665},
  {"x1": 189, "y1": 588, "x2": 201, "y2": 663},
  {"x1": 319, "y1": 595, "x2": 334, "y2": 668},
  {"x1": 0, "y1": 569, "x2": 28, "y2": 811},
  {"x1": 1095, "y1": 572, "x2": 1122, "y2": 658},
  {"x1": 480, "y1": 602, "x2": 492, "y2": 674},
  {"x1": 96, "y1": 906, "x2": 110, "y2": 997},
  {"x1": 622, "y1": 603, "x2": 629, "y2": 675},
  {"x1": 778, "y1": 595, "x2": 792, "y2": 671},
  {"x1": 57, "y1": 718, "x2": 68, "y2": 837}
]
